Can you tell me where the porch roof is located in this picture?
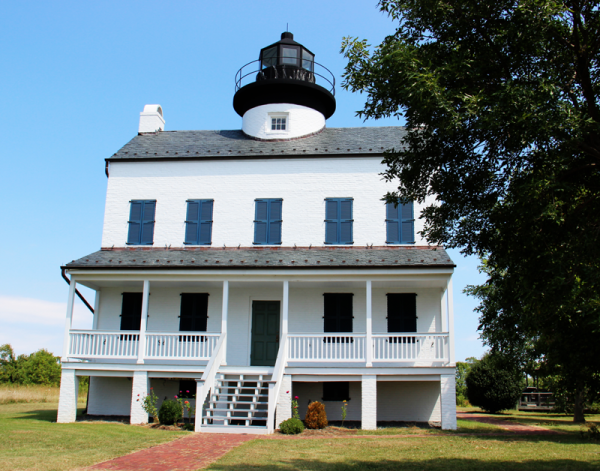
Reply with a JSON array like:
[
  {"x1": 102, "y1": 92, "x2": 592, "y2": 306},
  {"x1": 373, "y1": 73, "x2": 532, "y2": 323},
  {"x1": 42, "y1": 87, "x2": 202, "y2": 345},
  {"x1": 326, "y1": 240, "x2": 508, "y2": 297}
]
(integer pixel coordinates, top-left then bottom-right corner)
[{"x1": 63, "y1": 246, "x2": 455, "y2": 270}]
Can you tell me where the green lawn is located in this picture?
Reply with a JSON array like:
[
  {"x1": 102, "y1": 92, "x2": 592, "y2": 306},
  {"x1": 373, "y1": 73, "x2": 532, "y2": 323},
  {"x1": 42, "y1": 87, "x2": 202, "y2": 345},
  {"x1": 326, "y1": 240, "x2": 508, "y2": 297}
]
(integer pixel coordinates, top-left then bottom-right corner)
[
  {"x1": 2, "y1": 401, "x2": 600, "y2": 471},
  {"x1": 208, "y1": 435, "x2": 600, "y2": 470},
  {"x1": 0, "y1": 402, "x2": 187, "y2": 471}
]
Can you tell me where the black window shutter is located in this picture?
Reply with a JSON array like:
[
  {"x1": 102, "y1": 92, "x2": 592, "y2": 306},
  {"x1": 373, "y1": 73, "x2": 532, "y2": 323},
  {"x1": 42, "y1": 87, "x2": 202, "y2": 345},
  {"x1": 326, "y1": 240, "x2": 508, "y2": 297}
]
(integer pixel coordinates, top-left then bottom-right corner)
[
  {"x1": 120, "y1": 293, "x2": 143, "y2": 330},
  {"x1": 127, "y1": 202, "x2": 143, "y2": 244},
  {"x1": 400, "y1": 202, "x2": 415, "y2": 244},
  {"x1": 387, "y1": 293, "x2": 417, "y2": 332},
  {"x1": 254, "y1": 200, "x2": 269, "y2": 244},
  {"x1": 386, "y1": 202, "x2": 400, "y2": 243},
  {"x1": 140, "y1": 201, "x2": 156, "y2": 245},
  {"x1": 179, "y1": 293, "x2": 209, "y2": 332},
  {"x1": 323, "y1": 293, "x2": 353, "y2": 333},
  {"x1": 184, "y1": 201, "x2": 200, "y2": 244},
  {"x1": 324, "y1": 199, "x2": 339, "y2": 244}
]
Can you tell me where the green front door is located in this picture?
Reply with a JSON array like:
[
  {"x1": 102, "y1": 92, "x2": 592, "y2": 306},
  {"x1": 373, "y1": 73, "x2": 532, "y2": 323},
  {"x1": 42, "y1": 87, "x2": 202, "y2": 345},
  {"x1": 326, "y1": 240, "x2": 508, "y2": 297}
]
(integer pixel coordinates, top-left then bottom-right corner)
[{"x1": 251, "y1": 301, "x2": 280, "y2": 366}]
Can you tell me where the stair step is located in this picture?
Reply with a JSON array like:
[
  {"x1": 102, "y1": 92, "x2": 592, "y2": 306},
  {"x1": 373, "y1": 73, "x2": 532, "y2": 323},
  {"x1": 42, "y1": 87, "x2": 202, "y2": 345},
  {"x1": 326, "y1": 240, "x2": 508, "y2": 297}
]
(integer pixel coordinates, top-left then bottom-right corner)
[{"x1": 200, "y1": 425, "x2": 269, "y2": 434}]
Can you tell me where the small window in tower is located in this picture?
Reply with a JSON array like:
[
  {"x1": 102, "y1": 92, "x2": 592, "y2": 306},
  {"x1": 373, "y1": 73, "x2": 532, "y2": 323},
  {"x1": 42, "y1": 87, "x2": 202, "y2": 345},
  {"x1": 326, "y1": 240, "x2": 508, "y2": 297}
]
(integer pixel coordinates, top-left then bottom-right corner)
[{"x1": 271, "y1": 117, "x2": 286, "y2": 131}]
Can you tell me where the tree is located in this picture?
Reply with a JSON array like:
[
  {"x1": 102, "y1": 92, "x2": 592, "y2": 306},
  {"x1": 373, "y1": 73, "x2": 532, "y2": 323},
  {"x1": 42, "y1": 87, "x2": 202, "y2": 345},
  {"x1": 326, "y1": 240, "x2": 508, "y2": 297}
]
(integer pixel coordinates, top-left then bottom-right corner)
[
  {"x1": 342, "y1": 0, "x2": 600, "y2": 422},
  {"x1": 466, "y1": 353, "x2": 524, "y2": 413},
  {"x1": 456, "y1": 357, "x2": 479, "y2": 405},
  {"x1": 0, "y1": 344, "x2": 18, "y2": 383}
]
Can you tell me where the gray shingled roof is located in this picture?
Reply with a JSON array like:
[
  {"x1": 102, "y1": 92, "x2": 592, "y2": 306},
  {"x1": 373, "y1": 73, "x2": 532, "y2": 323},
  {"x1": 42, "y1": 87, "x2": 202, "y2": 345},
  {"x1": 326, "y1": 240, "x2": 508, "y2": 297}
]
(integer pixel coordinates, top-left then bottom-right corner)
[
  {"x1": 109, "y1": 127, "x2": 407, "y2": 161},
  {"x1": 65, "y1": 247, "x2": 454, "y2": 270}
]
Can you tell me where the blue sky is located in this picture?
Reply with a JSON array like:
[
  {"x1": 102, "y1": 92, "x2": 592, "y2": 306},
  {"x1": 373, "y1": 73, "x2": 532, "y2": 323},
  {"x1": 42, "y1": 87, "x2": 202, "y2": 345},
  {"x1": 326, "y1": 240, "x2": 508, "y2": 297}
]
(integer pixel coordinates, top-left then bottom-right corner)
[{"x1": 0, "y1": 0, "x2": 486, "y2": 360}]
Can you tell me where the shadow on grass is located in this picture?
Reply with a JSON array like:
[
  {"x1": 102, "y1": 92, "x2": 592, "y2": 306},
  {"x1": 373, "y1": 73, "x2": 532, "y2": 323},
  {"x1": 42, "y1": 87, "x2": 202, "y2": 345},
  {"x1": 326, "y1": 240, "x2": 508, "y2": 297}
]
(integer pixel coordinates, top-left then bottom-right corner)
[
  {"x1": 12, "y1": 409, "x2": 59, "y2": 422},
  {"x1": 208, "y1": 457, "x2": 600, "y2": 470}
]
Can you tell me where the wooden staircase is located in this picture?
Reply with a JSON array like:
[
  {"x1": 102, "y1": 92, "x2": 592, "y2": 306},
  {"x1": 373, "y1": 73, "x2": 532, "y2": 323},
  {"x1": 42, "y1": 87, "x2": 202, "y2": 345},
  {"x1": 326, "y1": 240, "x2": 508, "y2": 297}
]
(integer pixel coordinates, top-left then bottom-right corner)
[{"x1": 200, "y1": 372, "x2": 271, "y2": 434}]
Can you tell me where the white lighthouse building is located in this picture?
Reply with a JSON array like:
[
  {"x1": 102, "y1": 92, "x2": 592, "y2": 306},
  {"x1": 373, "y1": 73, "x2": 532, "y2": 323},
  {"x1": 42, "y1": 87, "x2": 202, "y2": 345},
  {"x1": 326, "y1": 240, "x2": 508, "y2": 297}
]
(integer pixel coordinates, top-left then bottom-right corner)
[{"x1": 57, "y1": 32, "x2": 457, "y2": 432}]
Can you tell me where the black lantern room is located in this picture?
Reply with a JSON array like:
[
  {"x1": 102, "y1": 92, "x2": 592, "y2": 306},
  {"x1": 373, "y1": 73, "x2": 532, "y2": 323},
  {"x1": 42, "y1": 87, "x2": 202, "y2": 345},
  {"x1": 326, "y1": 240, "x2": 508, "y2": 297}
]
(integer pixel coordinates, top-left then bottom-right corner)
[{"x1": 234, "y1": 32, "x2": 336, "y2": 119}]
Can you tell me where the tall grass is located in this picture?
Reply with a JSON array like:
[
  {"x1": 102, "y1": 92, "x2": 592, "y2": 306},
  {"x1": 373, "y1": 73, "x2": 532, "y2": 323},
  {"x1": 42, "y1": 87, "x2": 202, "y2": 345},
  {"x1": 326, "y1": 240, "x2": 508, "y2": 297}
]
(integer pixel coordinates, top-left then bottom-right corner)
[{"x1": 0, "y1": 384, "x2": 88, "y2": 404}]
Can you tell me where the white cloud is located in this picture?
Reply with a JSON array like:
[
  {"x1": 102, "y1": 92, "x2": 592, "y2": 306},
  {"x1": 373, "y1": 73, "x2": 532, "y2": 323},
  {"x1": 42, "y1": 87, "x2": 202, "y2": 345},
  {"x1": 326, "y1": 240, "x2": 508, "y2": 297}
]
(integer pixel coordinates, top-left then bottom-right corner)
[{"x1": 0, "y1": 296, "x2": 93, "y2": 355}]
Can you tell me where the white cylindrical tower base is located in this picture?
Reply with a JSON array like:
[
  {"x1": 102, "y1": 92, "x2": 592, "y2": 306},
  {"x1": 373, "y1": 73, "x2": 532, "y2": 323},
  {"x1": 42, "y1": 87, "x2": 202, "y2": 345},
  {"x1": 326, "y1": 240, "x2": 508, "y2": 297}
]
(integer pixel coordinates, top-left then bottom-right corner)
[{"x1": 242, "y1": 103, "x2": 325, "y2": 140}]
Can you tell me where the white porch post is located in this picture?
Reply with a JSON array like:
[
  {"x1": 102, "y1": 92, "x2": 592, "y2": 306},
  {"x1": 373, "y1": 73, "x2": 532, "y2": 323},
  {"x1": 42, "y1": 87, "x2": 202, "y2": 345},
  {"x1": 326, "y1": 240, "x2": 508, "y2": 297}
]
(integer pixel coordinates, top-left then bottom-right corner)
[
  {"x1": 365, "y1": 280, "x2": 373, "y2": 367},
  {"x1": 221, "y1": 280, "x2": 229, "y2": 366},
  {"x1": 92, "y1": 289, "x2": 101, "y2": 330},
  {"x1": 447, "y1": 278, "x2": 455, "y2": 365},
  {"x1": 130, "y1": 371, "x2": 150, "y2": 424},
  {"x1": 282, "y1": 281, "x2": 289, "y2": 335},
  {"x1": 57, "y1": 369, "x2": 79, "y2": 423},
  {"x1": 275, "y1": 375, "x2": 292, "y2": 428},
  {"x1": 137, "y1": 280, "x2": 150, "y2": 364},
  {"x1": 440, "y1": 286, "x2": 448, "y2": 332},
  {"x1": 61, "y1": 277, "x2": 77, "y2": 361},
  {"x1": 440, "y1": 374, "x2": 458, "y2": 430},
  {"x1": 361, "y1": 375, "x2": 377, "y2": 430}
]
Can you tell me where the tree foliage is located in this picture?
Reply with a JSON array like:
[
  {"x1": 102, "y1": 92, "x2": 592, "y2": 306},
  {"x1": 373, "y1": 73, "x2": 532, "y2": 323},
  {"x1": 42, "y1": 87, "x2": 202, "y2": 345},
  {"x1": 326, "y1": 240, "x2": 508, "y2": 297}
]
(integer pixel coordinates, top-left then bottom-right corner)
[
  {"x1": 342, "y1": 0, "x2": 600, "y2": 422},
  {"x1": 466, "y1": 353, "x2": 524, "y2": 413},
  {"x1": 0, "y1": 344, "x2": 61, "y2": 386},
  {"x1": 456, "y1": 357, "x2": 479, "y2": 405}
]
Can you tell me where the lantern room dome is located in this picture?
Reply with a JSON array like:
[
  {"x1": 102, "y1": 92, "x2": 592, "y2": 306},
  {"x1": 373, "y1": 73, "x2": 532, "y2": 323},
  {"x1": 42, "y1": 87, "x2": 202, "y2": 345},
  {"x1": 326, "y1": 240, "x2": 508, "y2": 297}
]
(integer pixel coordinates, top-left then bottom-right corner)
[{"x1": 233, "y1": 32, "x2": 336, "y2": 126}]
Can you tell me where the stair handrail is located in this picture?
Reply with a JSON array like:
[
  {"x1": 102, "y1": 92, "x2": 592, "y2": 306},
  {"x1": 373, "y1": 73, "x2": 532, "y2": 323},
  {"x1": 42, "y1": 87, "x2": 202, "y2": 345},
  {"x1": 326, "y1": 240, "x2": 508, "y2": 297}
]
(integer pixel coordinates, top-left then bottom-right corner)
[
  {"x1": 194, "y1": 332, "x2": 227, "y2": 432},
  {"x1": 267, "y1": 333, "x2": 289, "y2": 433}
]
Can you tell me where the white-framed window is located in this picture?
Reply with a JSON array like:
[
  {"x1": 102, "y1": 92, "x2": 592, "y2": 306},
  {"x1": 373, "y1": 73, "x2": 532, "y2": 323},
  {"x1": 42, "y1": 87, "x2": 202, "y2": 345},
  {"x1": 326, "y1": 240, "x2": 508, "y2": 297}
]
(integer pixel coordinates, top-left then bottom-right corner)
[{"x1": 268, "y1": 113, "x2": 289, "y2": 133}]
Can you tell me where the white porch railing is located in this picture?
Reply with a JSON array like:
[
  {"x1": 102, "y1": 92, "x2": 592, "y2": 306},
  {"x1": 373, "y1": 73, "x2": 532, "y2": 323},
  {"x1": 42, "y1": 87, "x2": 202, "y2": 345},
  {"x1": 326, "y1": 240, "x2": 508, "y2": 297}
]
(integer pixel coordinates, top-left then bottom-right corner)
[
  {"x1": 372, "y1": 333, "x2": 449, "y2": 362},
  {"x1": 267, "y1": 334, "x2": 289, "y2": 433},
  {"x1": 196, "y1": 332, "x2": 227, "y2": 432},
  {"x1": 68, "y1": 330, "x2": 139, "y2": 359},
  {"x1": 288, "y1": 333, "x2": 366, "y2": 361},
  {"x1": 145, "y1": 332, "x2": 220, "y2": 360}
]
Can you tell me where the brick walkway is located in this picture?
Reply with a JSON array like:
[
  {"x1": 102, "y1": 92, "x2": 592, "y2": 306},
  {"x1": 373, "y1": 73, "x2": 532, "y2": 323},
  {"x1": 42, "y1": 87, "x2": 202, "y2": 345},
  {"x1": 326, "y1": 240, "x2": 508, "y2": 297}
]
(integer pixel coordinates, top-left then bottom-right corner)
[
  {"x1": 86, "y1": 433, "x2": 257, "y2": 471},
  {"x1": 457, "y1": 412, "x2": 563, "y2": 435}
]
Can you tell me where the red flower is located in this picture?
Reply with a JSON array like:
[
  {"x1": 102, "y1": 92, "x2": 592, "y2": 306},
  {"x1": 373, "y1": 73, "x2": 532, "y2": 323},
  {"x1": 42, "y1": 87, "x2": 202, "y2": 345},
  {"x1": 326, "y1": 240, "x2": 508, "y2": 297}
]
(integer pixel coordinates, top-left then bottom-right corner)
[
  {"x1": 286, "y1": 391, "x2": 289, "y2": 394},
  {"x1": 186, "y1": 390, "x2": 189, "y2": 393},
  {"x1": 294, "y1": 396, "x2": 299, "y2": 399},
  {"x1": 174, "y1": 395, "x2": 178, "y2": 399}
]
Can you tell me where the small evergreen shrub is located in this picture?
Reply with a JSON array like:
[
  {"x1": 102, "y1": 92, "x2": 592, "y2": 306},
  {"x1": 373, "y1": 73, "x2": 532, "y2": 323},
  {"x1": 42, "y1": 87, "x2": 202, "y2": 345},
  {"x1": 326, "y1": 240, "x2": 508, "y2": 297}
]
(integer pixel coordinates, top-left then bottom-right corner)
[
  {"x1": 466, "y1": 354, "x2": 523, "y2": 413},
  {"x1": 305, "y1": 401, "x2": 328, "y2": 429},
  {"x1": 158, "y1": 399, "x2": 183, "y2": 425},
  {"x1": 279, "y1": 417, "x2": 304, "y2": 434}
]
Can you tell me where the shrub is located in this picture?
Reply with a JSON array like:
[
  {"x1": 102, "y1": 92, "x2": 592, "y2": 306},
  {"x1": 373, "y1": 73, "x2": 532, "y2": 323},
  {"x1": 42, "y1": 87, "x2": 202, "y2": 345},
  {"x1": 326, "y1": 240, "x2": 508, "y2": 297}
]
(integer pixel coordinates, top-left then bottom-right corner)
[
  {"x1": 158, "y1": 399, "x2": 183, "y2": 425},
  {"x1": 305, "y1": 401, "x2": 328, "y2": 429},
  {"x1": 466, "y1": 353, "x2": 523, "y2": 413},
  {"x1": 279, "y1": 417, "x2": 304, "y2": 434}
]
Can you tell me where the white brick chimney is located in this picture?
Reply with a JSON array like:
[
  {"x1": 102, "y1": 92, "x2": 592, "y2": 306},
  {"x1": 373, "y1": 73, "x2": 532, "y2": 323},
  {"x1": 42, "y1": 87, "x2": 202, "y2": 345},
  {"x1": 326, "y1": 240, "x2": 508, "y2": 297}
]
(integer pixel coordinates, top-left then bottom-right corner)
[{"x1": 138, "y1": 104, "x2": 165, "y2": 133}]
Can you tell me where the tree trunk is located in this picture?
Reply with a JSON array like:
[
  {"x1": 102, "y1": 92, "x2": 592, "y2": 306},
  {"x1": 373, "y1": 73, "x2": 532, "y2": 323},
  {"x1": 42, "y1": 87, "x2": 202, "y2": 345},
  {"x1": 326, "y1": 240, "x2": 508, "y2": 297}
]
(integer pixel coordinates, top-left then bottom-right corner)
[{"x1": 573, "y1": 385, "x2": 586, "y2": 423}]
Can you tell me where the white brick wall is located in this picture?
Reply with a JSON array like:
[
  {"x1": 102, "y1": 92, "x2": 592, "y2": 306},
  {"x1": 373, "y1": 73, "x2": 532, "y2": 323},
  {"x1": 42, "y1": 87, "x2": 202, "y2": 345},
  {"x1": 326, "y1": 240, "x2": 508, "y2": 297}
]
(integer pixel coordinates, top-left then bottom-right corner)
[
  {"x1": 377, "y1": 381, "x2": 441, "y2": 423},
  {"x1": 293, "y1": 381, "x2": 362, "y2": 421},
  {"x1": 88, "y1": 376, "x2": 132, "y2": 416},
  {"x1": 276, "y1": 375, "x2": 292, "y2": 428},
  {"x1": 57, "y1": 369, "x2": 79, "y2": 423},
  {"x1": 130, "y1": 371, "x2": 149, "y2": 424},
  {"x1": 440, "y1": 374, "x2": 457, "y2": 430},
  {"x1": 102, "y1": 157, "x2": 436, "y2": 248},
  {"x1": 361, "y1": 375, "x2": 377, "y2": 429}
]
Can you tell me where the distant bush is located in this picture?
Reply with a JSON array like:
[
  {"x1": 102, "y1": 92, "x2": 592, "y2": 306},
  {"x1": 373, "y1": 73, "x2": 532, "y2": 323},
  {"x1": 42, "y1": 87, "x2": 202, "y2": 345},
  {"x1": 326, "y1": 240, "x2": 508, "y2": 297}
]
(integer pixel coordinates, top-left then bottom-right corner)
[
  {"x1": 158, "y1": 399, "x2": 182, "y2": 425},
  {"x1": 305, "y1": 401, "x2": 328, "y2": 429},
  {"x1": 279, "y1": 417, "x2": 304, "y2": 434},
  {"x1": 1, "y1": 344, "x2": 61, "y2": 386},
  {"x1": 466, "y1": 353, "x2": 523, "y2": 413},
  {"x1": 456, "y1": 357, "x2": 479, "y2": 405}
]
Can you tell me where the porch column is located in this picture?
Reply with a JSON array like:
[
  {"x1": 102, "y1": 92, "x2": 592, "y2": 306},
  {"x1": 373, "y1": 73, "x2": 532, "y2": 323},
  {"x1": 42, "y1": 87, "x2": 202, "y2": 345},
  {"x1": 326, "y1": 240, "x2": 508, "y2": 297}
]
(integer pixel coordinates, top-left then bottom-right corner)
[
  {"x1": 282, "y1": 280, "x2": 289, "y2": 335},
  {"x1": 92, "y1": 289, "x2": 101, "y2": 330},
  {"x1": 57, "y1": 369, "x2": 79, "y2": 423},
  {"x1": 61, "y1": 276, "x2": 77, "y2": 361},
  {"x1": 221, "y1": 280, "x2": 229, "y2": 366},
  {"x1": 440, "y1": 374, "x2": 458, "y2": 430},
  {"x1": 136, "y1": 280, "x2": 150, "y2": 364},
  {"x1": 275, "y1": 375, "x2": 292, "y2": 428},
  {"x1": 361, "y1": 375, "x2": 377, "y2": 430},
  {"x1": 447, "y1": 278, "x2": 455, "y2": 365},
  {"x1": 440, "y1": 286, "x2": 447, "y2": 332},
  {"x1": 130, "y1": 371, "x2": 149, "y2": 424},
  {"x1": 365, "y1": 280, "x2": 373, "y2": 367}
]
